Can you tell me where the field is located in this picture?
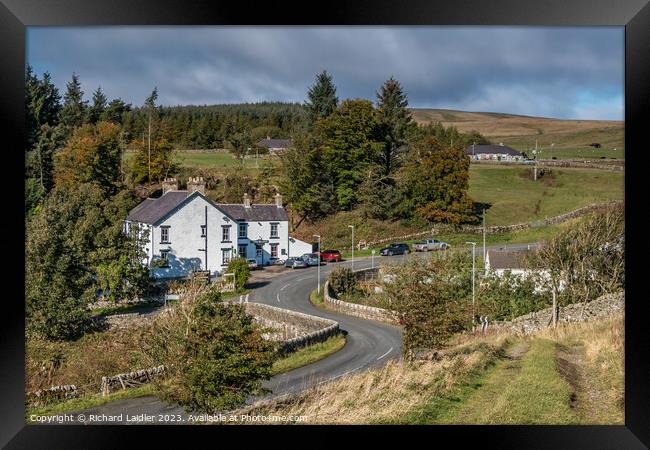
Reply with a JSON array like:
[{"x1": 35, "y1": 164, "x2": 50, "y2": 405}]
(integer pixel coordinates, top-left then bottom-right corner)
[
  {"x1": 123, "y1": 150, "x2": 276, "y2": 172},
  {"x1": 410, "y1": 108, "x2": 624, "y2": 158},
  {"x1": 468, "y1": 165, "x2": 623, "y2": 226}
]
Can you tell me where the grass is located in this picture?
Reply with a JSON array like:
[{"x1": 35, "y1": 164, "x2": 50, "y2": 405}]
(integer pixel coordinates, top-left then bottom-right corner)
[
  {"x1": 468, "y1": 165, "x2": 623, "y2": 226},
  {"x1": 89, "y1": 300, "x2": 164, "y2": 317},
  {"x1": 26, "y1": 383, "x2": 157, "y2": 419},
  {"x1": 123, "y1": 150, "x2": 276, "y2": 171},
  {"x1": 271, "y1": 334, "x2": 346, "y2": 376},
  {"x1": 239, "y1": 312, "x2": 624, "y2": 424},
  {"x1": 435, "y1": 339, "x2": 577, "y2": 424}
]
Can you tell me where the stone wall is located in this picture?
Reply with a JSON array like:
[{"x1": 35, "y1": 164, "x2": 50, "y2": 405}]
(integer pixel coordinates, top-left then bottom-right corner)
[
  {"x1": 100, "y1": 366, "x2": 166, "y2": 396},
  {"x1": 27, "y1": 385, "x2": 79, "y2": 407},
  {"x1": 324, "y1": 269, "x2": 398, "y2": 324},
  {"x1": 243, "y1": 302, "x2": 340, "y2": 353},
  {"x1": 492, "y1": 291, "x2": 624, "y2": 335}
]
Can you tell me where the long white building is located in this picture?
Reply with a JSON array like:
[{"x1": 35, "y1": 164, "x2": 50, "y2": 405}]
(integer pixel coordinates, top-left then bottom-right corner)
[{"x1": 124, "y1": 177, "x2": 297, "y2": 279}]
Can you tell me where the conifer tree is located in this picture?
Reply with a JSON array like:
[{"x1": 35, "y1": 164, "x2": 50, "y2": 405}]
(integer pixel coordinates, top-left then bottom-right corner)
[
  {"x1": 88, "y1": 86, "x2": 108, "y2": 124},
  {"x1": 376, "y1": 76, "x2": 413, "y2": 176},
  {"x1": 59, "y1": 72, "x2": 88, "y2": 132},
  {"x1": 305, "y1": 70, "x2": 338, "y2": 126}
]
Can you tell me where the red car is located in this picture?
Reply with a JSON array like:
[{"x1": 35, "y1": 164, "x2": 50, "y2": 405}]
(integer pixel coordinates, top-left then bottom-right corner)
[{"x1": 319, "y1": 249, "x2": 342, "y2": 262}]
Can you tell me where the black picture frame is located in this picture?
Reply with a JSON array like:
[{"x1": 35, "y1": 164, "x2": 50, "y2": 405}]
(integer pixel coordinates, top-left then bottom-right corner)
[{"x1": 2, "y1": 0, "x2": 648, "y2": 447}]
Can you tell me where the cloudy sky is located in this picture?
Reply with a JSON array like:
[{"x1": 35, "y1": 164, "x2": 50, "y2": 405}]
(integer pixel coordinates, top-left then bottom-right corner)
[{"x1": 27, "y1": 26, "x2": 624, "y2": 120}]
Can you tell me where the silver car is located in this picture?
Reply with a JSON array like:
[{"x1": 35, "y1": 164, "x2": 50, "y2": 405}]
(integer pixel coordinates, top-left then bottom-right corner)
[
  {"x1": 285, "y1": 257, "x2": 307, "y2": 269},
  {"x1": 301, "y1": 253, "x2": 321, "y2": 266}
]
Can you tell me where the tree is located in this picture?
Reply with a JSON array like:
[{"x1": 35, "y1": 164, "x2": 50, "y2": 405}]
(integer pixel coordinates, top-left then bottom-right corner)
[
  {"x1": 375, "y1": 77, "x2": 414, "y2": 176},
  {"x1": 221, "y1": 169, "x2": 254, "y2": 203},
  {"x1": 129, "y1": 137, "x2": 177, "y2": 185},
  {"x1": 383, "y1": 252, "x2": 471, "y2": 358},
  {"x1": 226, "y1": 258, "x2": 251, "y2": 292},
  {"x1": 144, "y1": 87, "x2": 159, "y2": 184},
  {"x1": 26, "y1": 183, "x2": 149, "y2": 340},
  {"x1": 25, "y1": 66, "x2": 61, "y2": 150},
  {"x1": 143, "y1": 284, "x2": 277, "y2": 412},
  {"x1": 396, "y1": 137, "x2": 476, "y2": 224},
  {"x1": 32, "y1": 124, "x2": 66, "y2": 194},
  {"x1": 316, "y1": 99, "x2": 383, "y2": 210},
  {"x1": 87, "y1": 86, "x2": 108, "y2": 124},
  {"x1": 225, "y1": 129, "x2": 253, "y2": 162},
  {"x1": 527, "y1": 205, "x2": 624, "y2": 327},
  {"x1": 59, "y1": 73, "x2": 88, "y2": 133},
  {"x1": 305, "y1": 70, "x2": 338, "y2": 126},
  {"x1": 101, "y1": 98, "x2": 132, "y2": 124},
  {"x1": 278, "y1": 133, "x2": 336, "y2": 228},
  {"x1": 54, "y1": 121, "x2": 123, "y2": 194}
]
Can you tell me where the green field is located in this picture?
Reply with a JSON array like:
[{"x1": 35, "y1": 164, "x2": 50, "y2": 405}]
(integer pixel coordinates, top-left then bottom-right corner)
[
  {"x1": 123, "y1": 150, "x2": 276, "y2": 171},
  {"x1": 468, "y1": 165, "x2": 623, "y2": 226}
]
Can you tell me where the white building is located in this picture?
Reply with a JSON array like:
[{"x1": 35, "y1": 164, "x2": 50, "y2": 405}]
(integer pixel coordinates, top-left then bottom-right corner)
[
  {"x1": 485, "y1": 250, "x2": 564, "y2": 293},
  {"x1": 125, "y1": 177, "x2": 291, "y2": 279},
  {"x1": 466, "y1": 144, "x2": 523, "y2": 161}
]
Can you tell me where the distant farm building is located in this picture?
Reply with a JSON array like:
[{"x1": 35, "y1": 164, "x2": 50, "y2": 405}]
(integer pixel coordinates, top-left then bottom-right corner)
[
  {"x1": 256, "y1": 136, "x2": 291, "y2": 155},
  {"x1": 466, "y1": 143, "x2": 523, "y2": 161}
]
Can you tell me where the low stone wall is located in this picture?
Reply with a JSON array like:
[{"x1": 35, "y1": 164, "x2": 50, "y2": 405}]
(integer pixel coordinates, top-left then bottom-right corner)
[
  {"x1": 100, "y1": 365, "x2": 166, "y2": 396},
  {"x1": 492, "y1": 291, "x2": 624, "y2": 335},
  {"x1": 243, "y1": 302, "x2": 340, "y2": 353},
  {"x1": 27, "y1": 385, "x2": 79, "y2": 407},
  {"x1": 324, "y1": 277, "x2": 398, "y2": 325},
  {"x1": 538, "y1": 159, "x2": 624, "y2": 171}
]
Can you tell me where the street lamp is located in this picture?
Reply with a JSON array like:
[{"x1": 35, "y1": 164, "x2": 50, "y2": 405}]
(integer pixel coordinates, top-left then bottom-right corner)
[
  {"x1": 348, "y1": 225, "x2": 355, "y2": 271},
  {"x1": 371, "y1": 249, "x2": 375, "y2": 269},
  {"x1": 466, "y1": 241, "x2": 477, "y2": 326},
  {"x1": 314, "y1": 234, "x2": 321, "y2": 294}
]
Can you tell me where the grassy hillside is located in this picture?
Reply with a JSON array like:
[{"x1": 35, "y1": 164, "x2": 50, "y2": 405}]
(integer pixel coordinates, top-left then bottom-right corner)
[
  {"x1": 239, "y1": 313, "x2": 624, "y2": 424},
  {"x1": 410, "y1": 108, "x2": 624, "y2": 157}
]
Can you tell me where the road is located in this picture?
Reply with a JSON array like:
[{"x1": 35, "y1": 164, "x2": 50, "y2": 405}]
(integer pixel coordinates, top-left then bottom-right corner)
[{"x1": 66, "y1": 242, "x2": 537, "y2": 423}]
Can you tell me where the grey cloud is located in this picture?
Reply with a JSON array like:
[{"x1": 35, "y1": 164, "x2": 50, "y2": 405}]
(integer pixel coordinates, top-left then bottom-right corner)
[{"x1": 27, "y1": 26, "x2": 623, "y2": 119}]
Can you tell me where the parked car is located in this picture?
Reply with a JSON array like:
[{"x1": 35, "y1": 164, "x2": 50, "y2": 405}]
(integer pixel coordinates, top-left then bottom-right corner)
[
  {"x1": 246, "y1": 259, "x2": 259, "y2": 270},
  {"x1": 379, "y1": 243, "x2": 410, "y2": 256},
  {"x1": 301, "y1": 253, "x2": 321, "y2": 266},
  {"x1": 413, "y1": 239, "x2": 449, "y2": 252},
  {"x1": 319, "y1": 249, "x2": 342, "y2": 262},
  {"x1": 284, "y1": 257, "x2": 307, "y2": 269}
]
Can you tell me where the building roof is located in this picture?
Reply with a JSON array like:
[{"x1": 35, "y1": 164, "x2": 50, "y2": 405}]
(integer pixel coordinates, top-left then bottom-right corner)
[
  {"x1": 257, "y1": 138, "x2": 291, "y2": 149},
  {"x1": 487, "y1": 250, "x2": 529, "y2": 270},
  {"x1": 465, "y1": 144, "x2": 522, "y2": 156},
  {"x1": 126, "y1": 191, "x2": 288, "y2": 224},
  {"x1": 126, "y1": 191, "x2": 190, "y2": 224},
  {"x1": 218, "y1": 204, "x2": 288, "y2": 222}
]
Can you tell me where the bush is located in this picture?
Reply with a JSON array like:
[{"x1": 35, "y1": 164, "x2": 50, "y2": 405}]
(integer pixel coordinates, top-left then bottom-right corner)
[
  {"x1": 143, "y1": 284, "x2": 277, "y2": 412},
  {"x1": 328, "y1": 267, "x2": 357, "y2": 297},
  {"x1": 383, "y1": 252, "x2": 472, "y2": 358},
  {"x1": 226, "y1": 258, "x2": 251, "y2": 292}
]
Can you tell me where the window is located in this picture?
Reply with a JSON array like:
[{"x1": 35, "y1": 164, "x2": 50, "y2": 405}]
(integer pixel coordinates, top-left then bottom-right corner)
[
  {"x1": 281, "y1": 248, "x2": 286, "y2": 255},
  {"x1": 256, "y1": 247, "x2": 263, "y2": 258},
  {"x1": 270, "y1": 223, "x2": 279, "y2": 239},
  {"x1": 201, "y1": 225, "x2": 206, "y2": 237},
  {"x1": 160, "y1": 250, "x2": 170, "y2": 267},
  {"x1": 160, "y1": 226, "x2": 170, "y2": 244},
  {"x1": 222, "y1": 226, "x2": 231, "y2": 242},
  {"x1": 238, "y1": 245, "x2": 247, "y2": 258},
  {"x1": 239, "y1": 223, "x2": 247, "y2": 238},
  {"x1": 271, "y1": 244, "x2": 278, "y2": 258},
  {"x1": 222, "y1": 249, "x2": 231, "y2": 265}
]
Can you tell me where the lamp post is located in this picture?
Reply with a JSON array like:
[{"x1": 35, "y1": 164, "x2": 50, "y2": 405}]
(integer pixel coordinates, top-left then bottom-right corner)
[
  {"x1": 466, "y1": 241, "x2": 477, "y2": 326},
  {"x1": 314, "y1": 234, "x2": 321, "y2": 294},
  {"x1": 371, "y1": 249, "x2": 375, "y2": 269},
  {"x1": 348, "y1": 225, "x2": 355, "y2": 271}
]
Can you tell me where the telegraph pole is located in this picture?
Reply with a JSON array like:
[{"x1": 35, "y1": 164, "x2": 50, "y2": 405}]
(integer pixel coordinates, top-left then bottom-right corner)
[
  {"x1": 348, "y1": 225, "x2": 355, "y2": 271},
  {"x1": 314, "y1": 234, "x2": 321, "y2": 294},
  {"x1": 482, "y1": 209, "x2": 486, "y2": 267},
  {"x1": 466, "y1": 241, "x2": 477, "y2": 325}
]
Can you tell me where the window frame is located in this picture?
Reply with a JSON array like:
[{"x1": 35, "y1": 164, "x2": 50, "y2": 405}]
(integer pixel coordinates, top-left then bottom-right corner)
[
  {"x1": 160, "y1": 226, "x2": 170, "y2": 244},
  {"x1": 221, "y1": 225, "x2": 231, "y2": 243},
  {"x1": 270, "y1": 222, "x2": 279, "y2": 239}
]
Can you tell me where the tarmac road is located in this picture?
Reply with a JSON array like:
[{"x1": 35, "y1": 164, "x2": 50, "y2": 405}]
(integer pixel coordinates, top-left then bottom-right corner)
[{"x1": 62, "y1": 242, "x2": 536, "y2": 424}]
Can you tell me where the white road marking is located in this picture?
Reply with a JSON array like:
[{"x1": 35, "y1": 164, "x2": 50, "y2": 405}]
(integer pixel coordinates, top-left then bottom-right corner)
[
  {"x1": 376, "y1": 347, "x2": 393, "y2": 361},
  {"x1": 295, "y1": 277, "x2": 310, "y2": 282},
  {"x1": 276, "y1": 293, "x2": 281, "y2": 303},
  {"x1": 245, "y1": 294, "x2": 249, "y2": 303},
  {"x1": 280, "y1": 283, "x2": 291, "y2": 291},
  {"x1": 239, "y1": 295, "x2": 243, "y2": 303}
]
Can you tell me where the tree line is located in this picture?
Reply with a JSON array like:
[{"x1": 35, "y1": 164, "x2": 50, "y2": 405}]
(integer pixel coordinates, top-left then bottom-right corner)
[{"x1": 280, "y1": 71, "x2": 484, "y2": 229}]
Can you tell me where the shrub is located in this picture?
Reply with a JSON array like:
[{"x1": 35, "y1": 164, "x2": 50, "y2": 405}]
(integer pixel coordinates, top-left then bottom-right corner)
[
  {"x1": 226, "y1": 257, "x2": 251, "y2": 292},
  {"x1": 328, "y1": 267, "x2": 358, "y2": 297},
  {"x1": 143, "y1": 284, "x2": 277, "y2": 412}
]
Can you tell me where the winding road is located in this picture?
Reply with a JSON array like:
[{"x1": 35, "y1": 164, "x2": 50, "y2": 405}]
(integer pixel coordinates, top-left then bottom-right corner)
[{"x1": 66, "y1": 242, "x2": 536, "y2": 423}]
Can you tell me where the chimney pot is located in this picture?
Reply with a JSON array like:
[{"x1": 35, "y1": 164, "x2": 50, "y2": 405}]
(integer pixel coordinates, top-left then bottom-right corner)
[
  {"x1": 187, "y1": 176, "x2": 205, "y2": 195},
  {"x1": 162, "y1": 177, "x2": 179, "y2": 194},
  {"x1": 243, "y1": 193, "x2": 251, "y2": 208},
  {"x1": 275, "y1": 192, "x2": 283, "y2": 208}
]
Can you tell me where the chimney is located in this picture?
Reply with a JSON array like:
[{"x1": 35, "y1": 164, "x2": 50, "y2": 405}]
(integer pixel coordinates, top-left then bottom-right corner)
[
  {"x1": 243, "y1": 193, "x2": 251, "y2": 208},
  {"x1": 187, "y1": 176, "x2": 205, "y2": 195},
  {"x1": 162, "y1": 177, "x2": 179, "y2": 194},
  {"x1": 266, "y1": 135, "x2": 271, "y2": 140},
  {"x1": 275, "y1": 192, "x2": 283, "y2": 208}
]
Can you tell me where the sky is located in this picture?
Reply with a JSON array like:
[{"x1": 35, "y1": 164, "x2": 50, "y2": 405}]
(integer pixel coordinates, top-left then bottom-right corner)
[{"x1": 27, "y1": 26, "x2": 624, "y2": 120}]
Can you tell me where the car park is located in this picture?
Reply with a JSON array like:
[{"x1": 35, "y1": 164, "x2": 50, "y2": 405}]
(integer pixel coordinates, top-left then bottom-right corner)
[{"x1": 379, "y1": 243, "x2": 410, "y2": 256}]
